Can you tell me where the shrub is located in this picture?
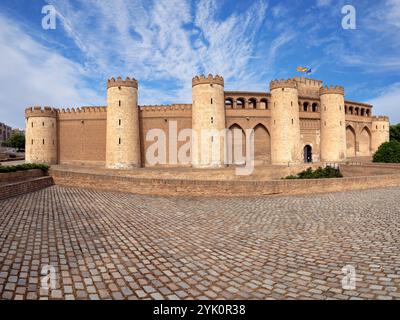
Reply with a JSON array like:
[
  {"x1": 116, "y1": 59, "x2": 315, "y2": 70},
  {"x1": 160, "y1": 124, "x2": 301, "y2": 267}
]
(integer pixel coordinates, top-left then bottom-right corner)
[
  {"x1": 284, "y1": 166, "x2": 343, "y2": 179},
  {"x1": 373, "y1": 141, "x2": 400, "y2": 163},
  {"x1": 0, "y1": 163, "x2": 50, "y2": 173}
]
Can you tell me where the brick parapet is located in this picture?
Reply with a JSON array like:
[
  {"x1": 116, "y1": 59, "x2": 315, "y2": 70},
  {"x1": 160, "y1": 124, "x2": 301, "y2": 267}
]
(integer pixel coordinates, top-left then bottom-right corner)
[
  {"x1": 192, "y1": 74, "x2": 224, "y2": 87},
  {"x1": 25, "y1": 107, "x2": 58, "y2": 119},
  {"x1": 107, "y1": 76, "x2": 138, "y2": 89},
  {"x1": 270, "y1": 79, "x2": 297, "y2": 90},
  {"x1": 319, "y1": 85, "x2": 344, "y2": 96}
]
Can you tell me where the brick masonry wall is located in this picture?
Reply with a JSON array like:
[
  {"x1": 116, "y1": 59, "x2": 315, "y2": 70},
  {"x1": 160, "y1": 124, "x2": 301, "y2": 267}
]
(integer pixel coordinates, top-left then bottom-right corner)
[
  {"x1": 340, "y1": 163, "x2": 400, "y2": 176},
  {"x1": 49, "y1": 167, "x2": 400, "y2": 197},
  {"x1": 0, "y1": 169, "x2": 44, "y2": 183},
  {"x1": 0, "y1": 177, "x2": 54, "y2": 200}
]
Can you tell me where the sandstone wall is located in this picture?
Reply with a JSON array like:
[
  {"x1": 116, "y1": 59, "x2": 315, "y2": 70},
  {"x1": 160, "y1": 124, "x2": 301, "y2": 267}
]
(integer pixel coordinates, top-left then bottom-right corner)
[
  {"x1": 320, "y1": 88, "x2": 346, "y2": 161},
  {"x1": 270, "y1": 81, "x2": 301, "y2": 164},
  {"x1": 106, "y1": 78, "x2": 141, "y2": 169},
  {"x1": 191, "y1": 75, "x2": 226, "y2": 168},
  {"x1": 25, "y1": 107, "x2": 57, "y2": 164}
]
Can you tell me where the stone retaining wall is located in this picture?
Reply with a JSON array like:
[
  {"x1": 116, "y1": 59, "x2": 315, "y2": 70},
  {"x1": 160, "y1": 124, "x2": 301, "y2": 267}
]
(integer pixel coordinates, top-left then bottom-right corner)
[
  {"x1": 0, "y1": 177, "x2": 54, "y2": 200},
  {"x1": 49, "y1": 167, "x2": 400, "y2": 197},
  {"x1": 0, "y1": 169, "x2": 43, "y2": 183}
]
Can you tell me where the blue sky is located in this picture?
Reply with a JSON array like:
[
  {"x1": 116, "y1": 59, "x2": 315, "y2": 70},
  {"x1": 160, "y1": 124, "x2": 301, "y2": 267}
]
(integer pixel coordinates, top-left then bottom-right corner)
[{"x1": 0, "y1": 0, "x2": 399, "y2": 128}]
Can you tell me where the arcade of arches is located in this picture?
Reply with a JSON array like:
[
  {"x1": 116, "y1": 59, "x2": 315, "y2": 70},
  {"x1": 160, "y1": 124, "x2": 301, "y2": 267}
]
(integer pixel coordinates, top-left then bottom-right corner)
[
  {"x1": 227, "y1": 123, "x2": 373, "y2": 166},
  {"x1": 346, "y1": 125, "x2": 372, "y2": 159}
]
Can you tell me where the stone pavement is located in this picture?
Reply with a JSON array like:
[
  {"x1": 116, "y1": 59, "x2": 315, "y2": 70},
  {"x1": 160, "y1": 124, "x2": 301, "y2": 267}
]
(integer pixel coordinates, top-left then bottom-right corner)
[{"x1": 0, "y1": 186, "x2": 400, "y2": 300}]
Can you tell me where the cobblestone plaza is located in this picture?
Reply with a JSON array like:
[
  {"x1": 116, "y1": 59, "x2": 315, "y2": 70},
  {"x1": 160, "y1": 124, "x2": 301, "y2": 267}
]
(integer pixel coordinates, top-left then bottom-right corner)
[{"x1": 1, "y1": 186, "x2": 400, "y2": 300}]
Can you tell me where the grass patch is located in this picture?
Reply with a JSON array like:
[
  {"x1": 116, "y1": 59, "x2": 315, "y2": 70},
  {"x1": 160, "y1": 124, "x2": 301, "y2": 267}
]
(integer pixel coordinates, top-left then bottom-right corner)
[
  {"x1": 0, "y1": 163, "x2": 50, "y2": 174},
  {"x1": 284, "y1": 166, "x2": 343, "y2": 179}
]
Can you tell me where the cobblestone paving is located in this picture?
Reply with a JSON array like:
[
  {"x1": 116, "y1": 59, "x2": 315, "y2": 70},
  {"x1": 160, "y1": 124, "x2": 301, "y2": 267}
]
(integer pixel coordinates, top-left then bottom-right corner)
[{"x1": 1, "y1": 186, "x2": 400, "y2": 300}]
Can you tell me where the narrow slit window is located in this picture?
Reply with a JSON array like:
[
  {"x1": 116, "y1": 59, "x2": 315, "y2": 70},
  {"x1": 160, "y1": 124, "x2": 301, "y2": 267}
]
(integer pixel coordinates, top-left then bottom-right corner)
[
  {"x1": 119, "y1": 138, "x2": 121, "y2": 145},
  {"x1": 119, "y1": 119, "x2": 121, "y2": 126},
  {"x1": 119, "y1": 100, "x2": 121, "y2": 107},
  {"x1": 42, "y1": 139, "x2": 45, "y2": 145},
  {"x1": 211, "y1": 98, "x2": 213, "y2": 104}
]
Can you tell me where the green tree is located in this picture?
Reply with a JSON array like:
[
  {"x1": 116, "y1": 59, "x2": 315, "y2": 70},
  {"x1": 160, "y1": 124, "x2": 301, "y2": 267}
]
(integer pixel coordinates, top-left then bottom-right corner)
[
  {"x1": 390, "y1": 123, "x2": 400, "y2": 142},
  {"x1": 2, "y1": 133, "x2": 25, "y2": 152},
  {"x1": 373, "y1": 140, "x2": 400, "y2": 163}
]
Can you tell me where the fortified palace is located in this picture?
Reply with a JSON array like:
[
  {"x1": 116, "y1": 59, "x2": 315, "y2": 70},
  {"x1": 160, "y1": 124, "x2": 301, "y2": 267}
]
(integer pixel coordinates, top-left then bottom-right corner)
[{"x1": 25, "y1": 75, "x2": 390, "y2": 168}]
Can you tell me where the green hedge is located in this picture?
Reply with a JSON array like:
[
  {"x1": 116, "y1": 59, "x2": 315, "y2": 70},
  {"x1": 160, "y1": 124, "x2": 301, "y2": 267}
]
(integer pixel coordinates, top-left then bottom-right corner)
[
  {"x1": 284, "y1": 166, "x2": 343, "y2": 179},
  {"x1": 0, "y1": 163, "x2": 50, "y2": 173},
  {"x1": 373, "y1": 141, "x2": 400, "y2": 163}
]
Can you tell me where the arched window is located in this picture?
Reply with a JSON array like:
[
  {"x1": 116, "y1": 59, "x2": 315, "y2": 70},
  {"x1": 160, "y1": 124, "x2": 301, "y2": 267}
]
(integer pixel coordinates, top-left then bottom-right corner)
[
  {"x1": 361, "y1": 108, "x2": 365, "y2": 116},
  {"x1": 355, "y1": 107, "x2": 359, "y2": 115},
  {"x1": 248, "y1": 98, "x2": 257, "y2": 109},
  {"x1": 366, "y1": 109, "x2": 370, "y2": 117},
  {"x1": 303, "y1": 102, "x2": 309, "y2": 112},
  {"x1": 312, "y1": 103, "x2": 318, "y2": 112},
  {"x1": 236, "y1": 98, "x2": 245, "y2": 109},
  {"x1": 259, "y1": 98, "x2": 268, "y2": 109},
  {"x1": 349, "y1": 106, "x2": 354, "y2": 114},
  {"x1": 225, "y1": 98, "x2": 233, "y2": 108}
]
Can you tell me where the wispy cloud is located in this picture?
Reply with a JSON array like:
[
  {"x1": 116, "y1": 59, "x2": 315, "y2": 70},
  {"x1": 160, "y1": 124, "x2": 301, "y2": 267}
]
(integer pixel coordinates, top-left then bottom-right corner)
[
  {"x1": 368, "y1": 83, "x2": 400, "y2": 124},
  {"x1": 0, "y1": 14, "x2": 102, "y2": 128},
  {"x1": 48, "y1": 0, "x2": 271, "y2": 100}
]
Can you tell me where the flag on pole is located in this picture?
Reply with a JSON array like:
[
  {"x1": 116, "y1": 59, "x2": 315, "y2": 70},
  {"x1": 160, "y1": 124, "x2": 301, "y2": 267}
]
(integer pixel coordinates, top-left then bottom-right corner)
[{"x1": 296, "y1": 66, "x2": 312, "y2": 74}]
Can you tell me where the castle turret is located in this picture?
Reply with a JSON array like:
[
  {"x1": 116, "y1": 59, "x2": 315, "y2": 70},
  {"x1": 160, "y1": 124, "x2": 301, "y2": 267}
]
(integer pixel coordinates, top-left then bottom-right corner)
[
  {"x1": 191, "y1": 74, "x2": 226, "y2": 168},
  {"x1": 106, "y1": 77, "x2": 141, "y2": 169},
  {"x1": 371, "y1": 116, "x2": 390, "y2": 153},
  {"x1": 319, "y1": 85, "x2": 346, "y2": 162},
  {"x1": 25, "y1": 107, "x2": 58, "y2": 164},
  {"x1": 269, "y1": 79, "x2": 301, "y2": 165}
]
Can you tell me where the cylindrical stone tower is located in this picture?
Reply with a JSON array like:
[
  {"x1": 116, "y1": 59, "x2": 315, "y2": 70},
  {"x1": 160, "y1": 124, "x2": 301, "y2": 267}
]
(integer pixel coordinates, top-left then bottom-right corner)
[
  {"x1": 269, "y1": 79, "x2": 301, "y2": 165},
  {"x1": 25, "y1": 106, "x2": 58, "y2": 164},
  {"x1": 371, "y1": 116, "x2": 390, "y2": 153},
  {"x1": 319, "y1": 85, "x2": 346, "y2": 162},
  {"x1": 191, "y1": 74, "x2": 226, "y2": 168},
  {"x1": 106, "y1": 76, "x2": 141, "y2": 169}
]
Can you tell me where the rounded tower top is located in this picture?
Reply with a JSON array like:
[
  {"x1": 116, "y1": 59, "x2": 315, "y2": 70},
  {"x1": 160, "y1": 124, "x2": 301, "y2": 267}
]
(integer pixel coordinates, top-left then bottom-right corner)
[
  {"x1": 192, "y1": 74, "x2": 224, "y2": 87},
  {"x1": 107, "y1": 76, "x2": 138, "y2": 89},
  {"x1": 25, "y1": 106, "x2": 58, "y2": 119},
  {"x1": 319, "y1": 85, "x2": 344, "y2": 96},
  {"x1": 269, "y1": 79, "x2": 297, "y2": 91}
]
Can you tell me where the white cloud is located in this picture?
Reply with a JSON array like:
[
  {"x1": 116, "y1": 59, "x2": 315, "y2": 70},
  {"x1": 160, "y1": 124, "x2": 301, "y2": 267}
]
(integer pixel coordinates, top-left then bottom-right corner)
[
  {"x1": 368, "y1": 83, "x2": 400, "y2": 124},
  {"x1": 0, "y1": 0, "x2": 298, "y2": 127},
  {"x1": 0, "y1": 14, "x2": 103, "y2": 128},
  {"x1": 47, "y1": 0, "x2": 272, "y2": 100},
  {"x1": 316, "y1": 0, "x2": 332, "y2": 7}
]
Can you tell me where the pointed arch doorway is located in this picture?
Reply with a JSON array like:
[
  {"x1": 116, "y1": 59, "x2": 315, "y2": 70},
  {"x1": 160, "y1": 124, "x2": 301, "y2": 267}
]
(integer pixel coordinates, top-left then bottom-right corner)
[{"x1": 304, "y1": 145, "x2": 312, "y2": 163}]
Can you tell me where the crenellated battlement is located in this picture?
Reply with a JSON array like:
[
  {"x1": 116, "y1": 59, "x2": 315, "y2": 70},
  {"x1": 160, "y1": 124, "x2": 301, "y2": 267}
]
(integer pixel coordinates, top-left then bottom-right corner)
[
  {"x1": 25, "y1": 106, "x2": 58, "y2": 118},
  {"x1": 270, "y1": 79, "x2": 297, "y2": 90},
  {"x1": 107, "y1": 76, "x2": 138, "y2": 89},
  {"x1": 192, "y1": 74, "x2": 224, "y2": 87},
  {"x1": 371, "y1": 116, "x2": 389, "y2": 122},
  {"x1": 293, "y1": 77, "x2": 323, "y2": 87},
  {"x1": 58, "y1": 106, "x2": 107, "y2": 114},
  {"x1": 319, "y1": 85, "x2": 344, "y2": 96},
  {"x1": 140, "y1": 104, "x2": 192, "y2": 112}
]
